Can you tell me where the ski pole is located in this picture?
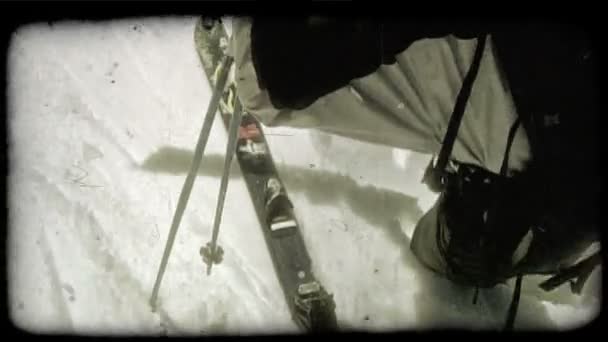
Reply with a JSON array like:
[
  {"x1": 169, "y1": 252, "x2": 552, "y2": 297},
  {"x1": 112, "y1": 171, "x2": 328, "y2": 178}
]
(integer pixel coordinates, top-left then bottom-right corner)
[
  {"x1": 202, "y1": 100, "x2": 243, "y2": 275},
  {"x1": 149, "y1": 55, "x2": 234, "y2": 312}
]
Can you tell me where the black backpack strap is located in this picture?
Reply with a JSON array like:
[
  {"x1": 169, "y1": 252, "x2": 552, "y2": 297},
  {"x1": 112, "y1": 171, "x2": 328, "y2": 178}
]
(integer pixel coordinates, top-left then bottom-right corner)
[
  {"x1": 539, "y1": 251, "x2": 601, "y2": 294},
  {"x1": 423, "y1": 35, "x2": 487, "y2": 192}
]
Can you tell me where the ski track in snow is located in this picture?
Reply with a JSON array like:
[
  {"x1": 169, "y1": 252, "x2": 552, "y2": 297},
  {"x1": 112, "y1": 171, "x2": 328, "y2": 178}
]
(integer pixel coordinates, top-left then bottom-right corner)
[
  {"x1": 7, "y1": 17, "x2": 600, "y2": 335},
  {"x1": 25, "y1": 167, "x2": 170, "y2": 334},
  {"x1": 38, "y1": 225, "x2": 75, "y2": 331}
]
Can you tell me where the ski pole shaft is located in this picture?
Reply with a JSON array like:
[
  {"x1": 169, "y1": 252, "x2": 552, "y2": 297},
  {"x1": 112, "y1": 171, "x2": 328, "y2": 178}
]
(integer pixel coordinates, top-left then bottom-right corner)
[
  {"x1": 206, "y1": 100, "x2": 243, "y2": 275},
  {"x1": 150, "y1": 55, "x2": 234, "y2": 311}
]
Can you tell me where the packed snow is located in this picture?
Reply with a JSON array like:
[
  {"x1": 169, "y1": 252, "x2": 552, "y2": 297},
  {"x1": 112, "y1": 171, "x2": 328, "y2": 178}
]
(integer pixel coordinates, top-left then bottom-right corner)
[{"x1": 7, "y1": 17, "x2": 601, "y2": 335}]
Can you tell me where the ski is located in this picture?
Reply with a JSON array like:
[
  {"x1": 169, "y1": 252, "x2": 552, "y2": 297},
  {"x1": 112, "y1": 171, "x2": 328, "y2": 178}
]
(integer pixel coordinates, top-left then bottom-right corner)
[{"x1": 193, "y1": 18, "x2": 338, "y2": 332}]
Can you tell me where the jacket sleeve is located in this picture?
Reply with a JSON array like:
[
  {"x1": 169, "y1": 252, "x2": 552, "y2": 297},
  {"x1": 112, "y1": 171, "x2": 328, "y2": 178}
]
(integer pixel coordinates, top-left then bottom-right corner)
[{"x1": 250, "y1": 17, "x2": 488, "y2": 110}]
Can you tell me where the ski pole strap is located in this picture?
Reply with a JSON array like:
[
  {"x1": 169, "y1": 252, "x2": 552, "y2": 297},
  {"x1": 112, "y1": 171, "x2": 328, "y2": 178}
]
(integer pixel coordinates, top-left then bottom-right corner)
[
  {"x1": 504, "y1": 274, "x2": 523, "y2": 331},
  {"x1": 425, "y1": 35, "x2": 487, "y2": 192}
]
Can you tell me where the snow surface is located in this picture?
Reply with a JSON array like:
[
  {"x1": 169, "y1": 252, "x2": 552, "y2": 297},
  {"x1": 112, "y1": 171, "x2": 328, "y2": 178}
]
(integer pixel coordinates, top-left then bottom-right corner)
[{"x1": 7, "y1": 17, "x2": 601, "y2": 335}]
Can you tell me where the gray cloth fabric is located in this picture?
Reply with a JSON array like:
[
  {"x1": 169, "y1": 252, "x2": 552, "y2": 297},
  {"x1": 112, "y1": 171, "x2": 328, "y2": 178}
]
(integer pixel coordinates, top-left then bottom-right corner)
[
  {"x1": 230, "y1": 18, "x2": 533, "y2": 275},
  {"x1": 232, "y1": 18, "x2": 531, "y2": 174},
  {"x1": 410, "y1": 199, "x2": 449, "y2": 274}
]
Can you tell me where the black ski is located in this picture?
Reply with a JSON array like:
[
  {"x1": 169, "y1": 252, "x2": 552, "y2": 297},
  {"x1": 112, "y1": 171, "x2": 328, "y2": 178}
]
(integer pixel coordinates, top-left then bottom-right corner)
[{"x1": 193, "y1": 18, "x2": 338, "y2": 332}]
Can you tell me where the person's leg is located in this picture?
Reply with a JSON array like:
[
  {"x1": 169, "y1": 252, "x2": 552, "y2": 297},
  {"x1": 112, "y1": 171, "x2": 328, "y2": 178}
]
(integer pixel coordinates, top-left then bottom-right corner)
[
  {"x1": 410, "y1": 200, "x2": 449, "y2": 276},
  {"x1": 491, "y1": 26, "x2": 600, "y2": 273}
]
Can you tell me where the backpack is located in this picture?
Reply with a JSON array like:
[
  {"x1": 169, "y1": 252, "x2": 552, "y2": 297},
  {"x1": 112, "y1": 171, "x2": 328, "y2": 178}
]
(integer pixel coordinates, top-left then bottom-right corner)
[{"x1": 422, "y1": 32, "x2": 600, "y2": 330}]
